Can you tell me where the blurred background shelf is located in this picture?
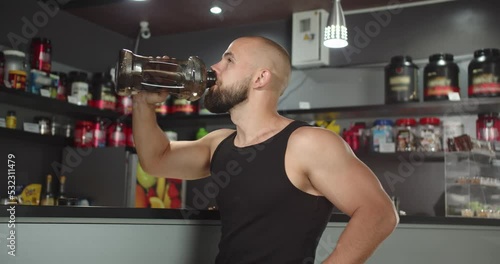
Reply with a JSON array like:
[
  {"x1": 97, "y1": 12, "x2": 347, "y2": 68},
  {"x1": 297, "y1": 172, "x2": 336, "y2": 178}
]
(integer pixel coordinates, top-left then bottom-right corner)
[
  {"x1": 0, "y1": 86, "x2": 122, "y2": 121},
  {"x1": 0, "y1": 127, "x2": 73, "y2": 146}
]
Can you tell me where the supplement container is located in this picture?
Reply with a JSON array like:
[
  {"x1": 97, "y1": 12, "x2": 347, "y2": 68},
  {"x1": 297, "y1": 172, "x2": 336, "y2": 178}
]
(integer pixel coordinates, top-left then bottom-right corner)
[
  {"x1": 468, "y1": 48, "x2": 500, "y2": 98},
  {"x1": 418, "y1": 117, "x2": 442, "y2": 152},
  {"x1": 476, "y1": 112, "x2": 500, "y2": 142},
  {"x1": 385, "y1": 56, "x2": 419, "y2": 104},
  {"x1": 395, "y1": 118, "x2": 417, "y2": 152},
  {"x1": 371, "y1": 119, "x2": 395, "y2": 152},
  {"x1": 424, "y1": 53, "x2": 460, "y2": 101}
]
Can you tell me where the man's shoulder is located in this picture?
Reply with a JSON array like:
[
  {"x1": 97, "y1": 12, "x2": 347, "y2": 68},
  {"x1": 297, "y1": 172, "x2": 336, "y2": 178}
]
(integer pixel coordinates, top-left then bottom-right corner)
[{"x1": 289, "y1": 125, "x2": 346, "y2": 150}]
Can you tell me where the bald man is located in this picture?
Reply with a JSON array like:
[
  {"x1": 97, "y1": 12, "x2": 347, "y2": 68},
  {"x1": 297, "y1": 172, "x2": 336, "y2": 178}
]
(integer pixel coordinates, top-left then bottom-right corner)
[{"x1": 132, "y1": 36, "x2": 399, "y2": 264}]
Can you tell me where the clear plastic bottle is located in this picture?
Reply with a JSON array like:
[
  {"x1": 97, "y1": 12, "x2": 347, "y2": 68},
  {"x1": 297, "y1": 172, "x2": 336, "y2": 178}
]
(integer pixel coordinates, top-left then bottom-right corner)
[{"x1": 115, "y1": 49, "x2": 216, "y2": 101}]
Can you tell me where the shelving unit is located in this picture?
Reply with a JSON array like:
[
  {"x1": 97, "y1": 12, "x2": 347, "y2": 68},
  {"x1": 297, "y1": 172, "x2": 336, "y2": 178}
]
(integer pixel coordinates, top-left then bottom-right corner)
[
  {"x1": 0, "y1": 86, "x2": 121, "y2": 121},
  {"x1": 3, "y1": 85, "x2": 500, "y2": 127},
  {"x1": 0, "y1": 127, "x2": 72, "y2": 146}
]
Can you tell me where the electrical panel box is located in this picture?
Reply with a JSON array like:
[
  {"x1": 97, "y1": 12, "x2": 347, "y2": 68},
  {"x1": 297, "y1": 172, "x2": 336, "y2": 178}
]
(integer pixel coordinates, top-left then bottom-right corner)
[{"x1": 291, "y1": 9, "x2": 330, "y2": 69}]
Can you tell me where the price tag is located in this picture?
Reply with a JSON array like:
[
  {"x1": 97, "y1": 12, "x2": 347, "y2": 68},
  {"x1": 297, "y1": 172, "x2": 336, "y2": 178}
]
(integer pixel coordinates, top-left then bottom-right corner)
[
  {"x1": 448, "y1": 92, "x2": 461, "y2": 101},
  {"x1": 23, "y1": 122, "x2": 40, "y2": 133},
  {"x1": 299, "y1": 101, "x2": 311, "y2": 109},
  {"x1": 379, "y1": 142, "x2": 396, "y2": 153}
]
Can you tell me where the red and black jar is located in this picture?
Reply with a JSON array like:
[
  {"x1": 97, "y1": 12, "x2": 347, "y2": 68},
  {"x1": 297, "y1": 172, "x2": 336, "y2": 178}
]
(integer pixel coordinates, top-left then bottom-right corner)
[
  {"x1": 30, "y1": 37, "x2": 52, "y2": 73},
  {"x1": 424, "y1": 53, "x2": 460, "y2": 101},
  {"x1": 468, "y1": 48, "x2": 500, "y2": 98},
  {"x1": 89, "y1": 72, "x2": 117, "y2": 110}
]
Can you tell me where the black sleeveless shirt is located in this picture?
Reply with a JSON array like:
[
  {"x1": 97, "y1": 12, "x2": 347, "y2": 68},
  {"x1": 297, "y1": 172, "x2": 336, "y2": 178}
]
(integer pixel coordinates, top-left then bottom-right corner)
[{"x1": 210, "y1": 120, "x2": 334, "y2": 264}]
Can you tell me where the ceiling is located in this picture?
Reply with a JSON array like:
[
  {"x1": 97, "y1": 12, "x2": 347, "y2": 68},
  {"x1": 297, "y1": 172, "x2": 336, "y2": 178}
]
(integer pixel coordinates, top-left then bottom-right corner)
[{"x1": 61, "y1": 0, "x2": 431, "y2": 38}]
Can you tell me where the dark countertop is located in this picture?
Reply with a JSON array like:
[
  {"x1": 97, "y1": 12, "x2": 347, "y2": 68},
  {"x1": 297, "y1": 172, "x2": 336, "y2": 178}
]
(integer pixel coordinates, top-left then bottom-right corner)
[{"x1": 1, "y1": 205, "x2": 500, "y2": 226}]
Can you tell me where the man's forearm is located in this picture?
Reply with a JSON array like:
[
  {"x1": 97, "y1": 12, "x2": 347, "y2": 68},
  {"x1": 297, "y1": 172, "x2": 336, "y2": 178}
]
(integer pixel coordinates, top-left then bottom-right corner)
[
  {"x1": 132, "y1": 98, "x2": 170, "y2": 172},
  {"x1": 323, "y1": 207, "x2": 398, "y2": 264}
]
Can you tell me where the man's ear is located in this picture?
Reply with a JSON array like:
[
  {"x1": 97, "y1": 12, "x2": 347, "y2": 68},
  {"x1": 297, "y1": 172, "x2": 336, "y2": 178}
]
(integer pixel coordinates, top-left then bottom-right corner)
[{"x1": 253, "y1": 69, "x2": 272, "y2": 89}]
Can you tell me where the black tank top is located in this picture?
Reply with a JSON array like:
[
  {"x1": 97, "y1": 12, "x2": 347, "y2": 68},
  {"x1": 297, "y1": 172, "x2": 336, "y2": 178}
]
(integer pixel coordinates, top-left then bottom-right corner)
[{"x1": 210, "y1": 120, "x2": 334, "y2": 264}]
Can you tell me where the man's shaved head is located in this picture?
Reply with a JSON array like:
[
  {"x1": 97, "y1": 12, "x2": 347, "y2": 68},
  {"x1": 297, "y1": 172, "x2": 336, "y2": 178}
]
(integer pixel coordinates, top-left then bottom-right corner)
[{"x1": 233, "y1": 36, "x2": 292, "y2": 95}]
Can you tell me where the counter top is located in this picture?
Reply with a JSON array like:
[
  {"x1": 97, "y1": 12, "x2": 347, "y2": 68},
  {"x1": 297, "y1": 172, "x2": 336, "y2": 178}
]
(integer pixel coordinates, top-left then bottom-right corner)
[{"x1": 1, "y1": 205, "x2": 500, "y2": 226}]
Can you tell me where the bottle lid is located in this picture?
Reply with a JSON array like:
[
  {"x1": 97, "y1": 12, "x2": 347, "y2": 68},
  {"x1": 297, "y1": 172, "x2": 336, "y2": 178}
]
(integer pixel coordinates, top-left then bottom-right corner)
[
  {"x1": 474, "y1": 48, "x2": 500, "y2": 58},
  {"x1": 2, "y1": 50, "x2": 26, "y2": 57},
  {"x1": 396, "y1": 118, "x2": 417, "y2": 126},
  {"x1": 391, "y1": 55, "x2": 413, "y2": 64},
  {"x1": 7, "y1": 110, "x2": 16, "y2": 116},
  {"x1": 429, "y1": 53, "x2": 454, "y2": 62},
  {"x1": 31, "y1": 37, "x2": 51, "y2": 44},
  {"x1": 419, "y1": 117, "x2": 441, "y2": 126},
  {"x1": 477, "y1": 112, "x2": 499, "y2": 118},
  {"x1": 374, "y1": 119, "x2": 394, "y2": 126}
]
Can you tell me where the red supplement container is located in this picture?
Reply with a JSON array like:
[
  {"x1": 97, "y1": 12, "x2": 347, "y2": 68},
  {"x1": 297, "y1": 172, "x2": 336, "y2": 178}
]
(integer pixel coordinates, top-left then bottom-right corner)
[
  {"x1": 108, "y1": 120, "x2": 126, "y2": 147},
  {"x1": 476, "y1": 112, "x2": 500, "y2": 142},
  {"x1": 30, "y1": 37, "x2": 52, "y2": 73},
  {"x1": 74, "y1": 121, "x2": 94, "y2": 148}
]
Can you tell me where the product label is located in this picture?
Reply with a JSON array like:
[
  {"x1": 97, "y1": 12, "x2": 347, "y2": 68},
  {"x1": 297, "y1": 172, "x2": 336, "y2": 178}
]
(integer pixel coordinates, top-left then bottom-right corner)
[
  {"x1": 419, "y1": 127, "x2": 441, "y2": 152},
  {"x1": 109, "y1": 131, "x2": 126, "y2": 147},
  {"x1": 39, "y1": 52, "x2": 51, "y2": 72},
  {"x1": 8, "y1": 72, "x2": 26, "y2": 90},
  {"x1": 372, "y1": 129, "x2": 393, "y2": 152},
  {"x1": 390, "y1": 76, "x2": 410, "y2": 92},
  {"x1": 396, "y1": 129, "x2": 414, "y2": 152},
  {"x1": 93, "y1": 130, "x2": 106, "y2": 147},
  {"x1": 72, "y1": 82, "x2": 89, "y2": 105}
]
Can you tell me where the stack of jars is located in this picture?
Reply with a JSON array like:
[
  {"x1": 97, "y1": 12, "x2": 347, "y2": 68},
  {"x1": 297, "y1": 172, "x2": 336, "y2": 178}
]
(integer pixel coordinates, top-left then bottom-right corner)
[{"x1": 73, "y1": 118, "x2": 134, "y2": 148}]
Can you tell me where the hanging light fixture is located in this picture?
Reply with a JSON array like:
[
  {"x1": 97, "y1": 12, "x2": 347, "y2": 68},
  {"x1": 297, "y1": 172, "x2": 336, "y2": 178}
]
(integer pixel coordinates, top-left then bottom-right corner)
[{"x1": 323, "y1": 0, "x2": 348, "y2": 48}]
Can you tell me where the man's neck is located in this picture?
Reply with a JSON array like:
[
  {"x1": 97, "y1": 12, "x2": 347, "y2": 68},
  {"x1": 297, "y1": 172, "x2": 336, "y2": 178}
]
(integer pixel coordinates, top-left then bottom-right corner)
[{"x1": 229, "y1": 99, "x2": 290, "y2": 147}]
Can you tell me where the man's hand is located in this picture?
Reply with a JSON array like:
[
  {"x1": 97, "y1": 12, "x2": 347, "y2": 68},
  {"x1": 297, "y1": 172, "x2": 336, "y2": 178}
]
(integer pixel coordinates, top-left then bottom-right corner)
[{"x1": 133, "y1": 90, "x2": 170, "y2": 106}]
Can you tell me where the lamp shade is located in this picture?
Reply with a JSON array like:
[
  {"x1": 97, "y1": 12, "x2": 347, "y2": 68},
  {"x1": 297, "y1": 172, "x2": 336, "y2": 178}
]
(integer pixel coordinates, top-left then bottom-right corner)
[{"x1": 324, "y1": 0, "x2": 348, "y2": 48}]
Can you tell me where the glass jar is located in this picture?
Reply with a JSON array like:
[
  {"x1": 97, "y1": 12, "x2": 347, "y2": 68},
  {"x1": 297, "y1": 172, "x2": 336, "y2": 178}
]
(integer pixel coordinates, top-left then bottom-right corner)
[
  {"x1": 34, "y1": 116, "x2": 51, "y2": 135},
  {"x1": 476, "y1": 112, "x2": 500, "y2": 142},
  {"x1": 371, "y1": 119, "x2": 395, "y2": 152},
  {"x1": 424, "y1": 53, "x2": 460, "y2": 101},
  {"x1": 30, "y1": 37, "x2": 52, "y2": 73},
  {"x1": 468, "y1": 48, "x2": 500, "y2": 98},
  {"x1": 418, "y1": 117, "x2": 442, "y2": 152},
  {"x1": 395, "y1": 118, "x2": 417, "y2": 152},
  {"x1": 74, "y1": 120, "x2": 94, "y2": 148},
  {"x1": 385, "y1": 55, "x2": 419, "y2": 104}
]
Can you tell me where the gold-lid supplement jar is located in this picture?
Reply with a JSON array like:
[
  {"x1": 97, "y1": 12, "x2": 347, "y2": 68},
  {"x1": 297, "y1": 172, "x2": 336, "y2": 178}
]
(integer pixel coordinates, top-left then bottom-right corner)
[
  {"x1": 424, "y1": 53, "x2": 460, "y2": 101},
  {"x1": 6, "y1": 111, "x2": 16, "y2": 129},
  {"x1": 385, "y1": 55, "x2": 419, "y2": 104},
  {"x1": 468, "y1": 48, "x2": 500, "y2": 98},
  {"x1": 418, "y1": 117, "x2": 442, "y2": 152},
  {"x1": 395, "y1": 118, "x2": 417, "y2": 152}
]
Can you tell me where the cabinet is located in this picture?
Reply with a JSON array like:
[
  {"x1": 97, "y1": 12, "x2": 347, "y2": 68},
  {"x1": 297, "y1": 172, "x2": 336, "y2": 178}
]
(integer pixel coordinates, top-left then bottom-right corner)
[{"x1": 445, "y1": 150, "x2": 500, "y2": 219}]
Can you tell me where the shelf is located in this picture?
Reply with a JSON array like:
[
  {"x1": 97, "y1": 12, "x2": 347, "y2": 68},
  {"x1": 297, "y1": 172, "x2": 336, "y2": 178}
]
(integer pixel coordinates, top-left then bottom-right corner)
[
  {"x1": 0, "y1": 127, "x2": 73, "y2": 146},
  {"x1": 279, "y1": 97, "x2": 500, "y2": 120},
  {"x1": 3, "y1": 85, "x2": 500, "y2": 126},
  {"x1": 0, "y1": 86, "x2": 121, "y2": 121}
]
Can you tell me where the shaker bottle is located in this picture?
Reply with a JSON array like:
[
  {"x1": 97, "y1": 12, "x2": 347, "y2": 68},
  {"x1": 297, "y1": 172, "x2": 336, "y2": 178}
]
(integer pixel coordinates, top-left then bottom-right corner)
[{"x1": 115, "y1": 49, "x2": 217, "y2": 101}]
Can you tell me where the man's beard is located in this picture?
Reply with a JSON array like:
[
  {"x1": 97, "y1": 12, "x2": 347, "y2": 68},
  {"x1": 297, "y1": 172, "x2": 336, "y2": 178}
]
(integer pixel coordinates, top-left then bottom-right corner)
[{"x1": 203, "y1": 77, "x2": 251, "y2": 113}]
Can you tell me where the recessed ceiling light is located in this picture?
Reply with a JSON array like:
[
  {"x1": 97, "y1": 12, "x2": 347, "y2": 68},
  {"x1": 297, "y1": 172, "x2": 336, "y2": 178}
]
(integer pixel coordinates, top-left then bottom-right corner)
[{"x1": 210, "y1": 6, "x2": 222, "y2": 14}]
